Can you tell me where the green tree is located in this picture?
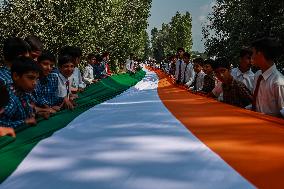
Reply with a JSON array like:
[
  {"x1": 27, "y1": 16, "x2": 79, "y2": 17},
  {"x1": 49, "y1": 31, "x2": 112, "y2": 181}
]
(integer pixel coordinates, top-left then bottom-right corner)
[
  {"x1": 151, "y1": 11, "x2": 193, "y2": 62},
  {"x1": 0, "y1": 0, "x2": 152, "y2": 71},
  {"x1": 151, "y1": 27, "x2": 165, "y2": 62},
  {"x1": 203, "y1": 0, "x2": 284, "y2": 71},
  {"x1": 142, "y1": 30, "x2": 151, "y2": 60},
  {"x1": 169, "y1": 11, "x2": 193, "y2": 52}
]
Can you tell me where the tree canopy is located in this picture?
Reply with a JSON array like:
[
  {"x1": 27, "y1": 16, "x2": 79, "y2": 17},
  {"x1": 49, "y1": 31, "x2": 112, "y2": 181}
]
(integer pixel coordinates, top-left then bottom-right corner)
[
  {"x1": 0, "y1": 0, "x2": 152, "y2": 70},
  {"x1": 203, "y1": 0, "x2": 284, "y2": 70},
  {"x1": 151, "y1": 11, "x2": 192, "y2": 62}
]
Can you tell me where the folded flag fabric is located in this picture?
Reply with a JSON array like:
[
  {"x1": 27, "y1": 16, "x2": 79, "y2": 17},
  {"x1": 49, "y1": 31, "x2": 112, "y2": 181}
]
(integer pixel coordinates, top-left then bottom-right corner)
[
  {"x1": 0, "y1": 70, "x2": 145, "y2": 184},
  {"x1": 0, "y1": 69, "x2": 255, "y2": 189},
  {"x1": 154, "y1": 68, "x2": 284, "y2": 189},
  {"x1": 1, "y1": 68, "x2": 284, "y2": 189}
]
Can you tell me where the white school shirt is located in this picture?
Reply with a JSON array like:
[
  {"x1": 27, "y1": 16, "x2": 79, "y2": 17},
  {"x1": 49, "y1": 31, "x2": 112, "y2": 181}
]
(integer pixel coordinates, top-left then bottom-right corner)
[
  {"x1": 254, "y1": 64, "x2": 284, "y2": 117},
  {"x1": 184, "y1": 62, "x2": 195, "y2": 86},
  {"x1": 231, "y1": 67, "x2": 255, "y2": 92},
  {"x1": 57, "y1": 73, "x2": 72, "y2": 98},
  {"x1": 83, "y1": 64, "x2": 94, "y2": 85},
  {"x1": 165, "y1": 62, "x2": 170, "y2": 74},
  {"x1": 212, "y1": 80, "x2": 223, "y2": 101},
  {"x1": 193, "y1": 70, "x2": 206, "y2": 91},
  {"x1": 70, "y1": 67, "x2": 86, "y2": 89},
  {"x1": 175, "y1": 59, "x2": 186, "y2": 82},
  {"x1": 126, "y1": 59, "x2": 135, "y2": 72}
]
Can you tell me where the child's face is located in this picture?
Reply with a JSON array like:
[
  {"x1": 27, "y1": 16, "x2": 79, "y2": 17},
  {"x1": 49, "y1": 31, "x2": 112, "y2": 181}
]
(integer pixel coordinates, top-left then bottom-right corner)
[
  {"x1": 89, "y1": 57, "x2": 96, "y2": 65},
  {"x1": 39, "y1": 60, "x2": 54, "y2": 76},
  {"x1": 178, "y1": 50, "x2": 184, "y2": 58},
  {"x1": 103, "y1": 55, "x2": 109, "y2": 61},
  {"x1": 184, "y1": 56, "x2": 190, "y2": 64},
  {"x1": 30, "y1": 50, "x2": 42, "y2": 61},
  {"x1": 240, "y1": 54, "x2": 252, "y2": 71},
  {"x1": 74, "y1": 57, "x2": 80, "y2": 67},
  {"x1": 13, "y1": 71, "x2": 39, "y2": 92},
  {"x1": 251, "y1": 48, "x2": 264, "y2": 67},
  {"x1": 193, "y1": 63, "x2": 202, "y2": 73},
  {"x1": 214, "y1": 67, "x2": 231, "y2": 83},
  {"x1": 203, "y1": 64, "x2": 213, "y2": 75},
  {"x1": 60, "y1": 62, "x2": 75, "y2": 78}
]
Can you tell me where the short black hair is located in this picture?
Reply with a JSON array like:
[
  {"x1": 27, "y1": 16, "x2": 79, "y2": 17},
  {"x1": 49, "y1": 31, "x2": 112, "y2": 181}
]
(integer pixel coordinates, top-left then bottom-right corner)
[
  {"x1": 3, "y1": 37, "x2": 31, "y2": 62},
  {"x1": 183, "y1": 52, "x2": 191, "y2": 59},
  {"x1": 251, "y1": 37, "x2": 283, "y2": 61},
  {"x1": 38, "y1": 51, "x2": 56, "y2": 64},
  {"x1": 170, "y1": 55, "x2": 177, "y2": 61},
  {"x1": 193, "y1": 57, "x2": 204, "y2": 66},
  {"x1": 177, "y1": 47, "x2": 185, "y2": 53},
  {"x1": 59, "y1": 46, "x2": 82, "y2": 59},
  {"x1": 204, "y1": 58, "x2": 215, "y2": 68},
  {"x1": 95, "y1": 54, "x2": 103, "y2": 62},
  {"x1": 11, "y1": 57, "x2": 41, "y2": 76},
  {"x1": 58, "y1": 55, "x2": 74, "y2": 67},
  {"x1": 25, "y1": 35, "x2": 43, "y2": 52},
  {"x1": 0, "y1": 81, "x2": 9, "y2": 108},
  {"x1": 240, "y1": 47, "x2": 253, "y2": 58},
  {"x1": 214, "y1": 57, "x2": 231, "y2": 70},
  {"x1": 87, "y1": 53, "x2": 96, "y2": 60},
  {"x1": 102, "y1": 51, "x2": 109, "y2": 58}
]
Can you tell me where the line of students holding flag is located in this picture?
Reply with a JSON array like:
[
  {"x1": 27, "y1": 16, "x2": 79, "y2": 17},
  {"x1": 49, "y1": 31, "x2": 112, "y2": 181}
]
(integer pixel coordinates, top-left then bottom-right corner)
[
  {"x1": 159, "y1": 37, "x2": 284, "y2": 119},
  {"x1": 0, "y1": 36, "x2": 112, "y2": 138}
]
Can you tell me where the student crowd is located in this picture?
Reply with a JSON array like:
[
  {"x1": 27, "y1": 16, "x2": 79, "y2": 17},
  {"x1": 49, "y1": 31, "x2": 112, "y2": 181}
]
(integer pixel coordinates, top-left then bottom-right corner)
[
  {"x1": 158, "y1": 38, "x2": 284, "y2": 119},
  {"x1": 1, "y1": 36, "x2": 283, "y2": 138},
  {"x1": 0, "y1": 36, "x2": 114, "y2": 138}
]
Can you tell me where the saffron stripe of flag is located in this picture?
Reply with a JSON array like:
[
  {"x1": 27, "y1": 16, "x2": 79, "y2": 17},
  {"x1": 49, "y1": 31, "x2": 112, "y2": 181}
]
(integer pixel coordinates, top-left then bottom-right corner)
[{"x1": 1, "y1": 69, "x2": 254, "y2": 189}]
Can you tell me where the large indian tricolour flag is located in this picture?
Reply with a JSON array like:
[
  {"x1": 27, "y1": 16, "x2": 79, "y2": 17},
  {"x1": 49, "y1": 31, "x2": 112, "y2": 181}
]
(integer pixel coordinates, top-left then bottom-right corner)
[{"x1": 1, "y1": 68, "x2": 284, "y2": 189}]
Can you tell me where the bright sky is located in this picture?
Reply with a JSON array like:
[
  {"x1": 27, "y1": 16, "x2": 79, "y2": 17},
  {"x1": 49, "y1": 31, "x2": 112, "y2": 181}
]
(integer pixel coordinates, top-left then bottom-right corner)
[{"x1": 148, "y1": 0, "x2": 215, "y2": 52}]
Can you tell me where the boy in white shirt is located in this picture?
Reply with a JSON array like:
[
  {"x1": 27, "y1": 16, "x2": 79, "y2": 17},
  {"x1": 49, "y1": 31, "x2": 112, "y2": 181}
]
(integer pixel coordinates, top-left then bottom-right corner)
[
  {"x1": 59, "y1": 46, "x2": 86, "y2": 93},
  {"x1": 189, "y1": 58, "x2": 206, "y2": 91},
  {"x1": 169, "y1": 55, "x2": 177, "y2": 77},
  {"x1": 250, "y1": 38, "x2": 284, "y2": 117},
  {"x1": 231, "y1": 48, "x2": 255, "y2": 92},
  {"x1": 200, "y1": 59, "x2": 216, "y2": 94},
  {"x1": 57, "y1": 55, "x2": 76, "y2": 110},
  {"x1": 126, "y1": 53, "x2": 135, "y2": 74},
  {"x1": 83, "y1": 53, "x2": 97, "y2": 85},
  {"x1": 25, "y1": 35, "x2": 43, "y2": 61},
  {"x1": 101, "y1": 52, "x2": 111, "y2": 77},
  {"x1": 182, "y1": 52, "x2": 195, "y2": 87},
  {"x1": 175, "y1": 47, "x2": 186, "y2": 84}
]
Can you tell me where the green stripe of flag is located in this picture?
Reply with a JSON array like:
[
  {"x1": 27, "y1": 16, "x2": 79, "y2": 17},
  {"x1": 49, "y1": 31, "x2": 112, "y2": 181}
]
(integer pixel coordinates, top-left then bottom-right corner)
[{"x1": 0, "y1": 70, "x2": 145, "y2": 183}]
